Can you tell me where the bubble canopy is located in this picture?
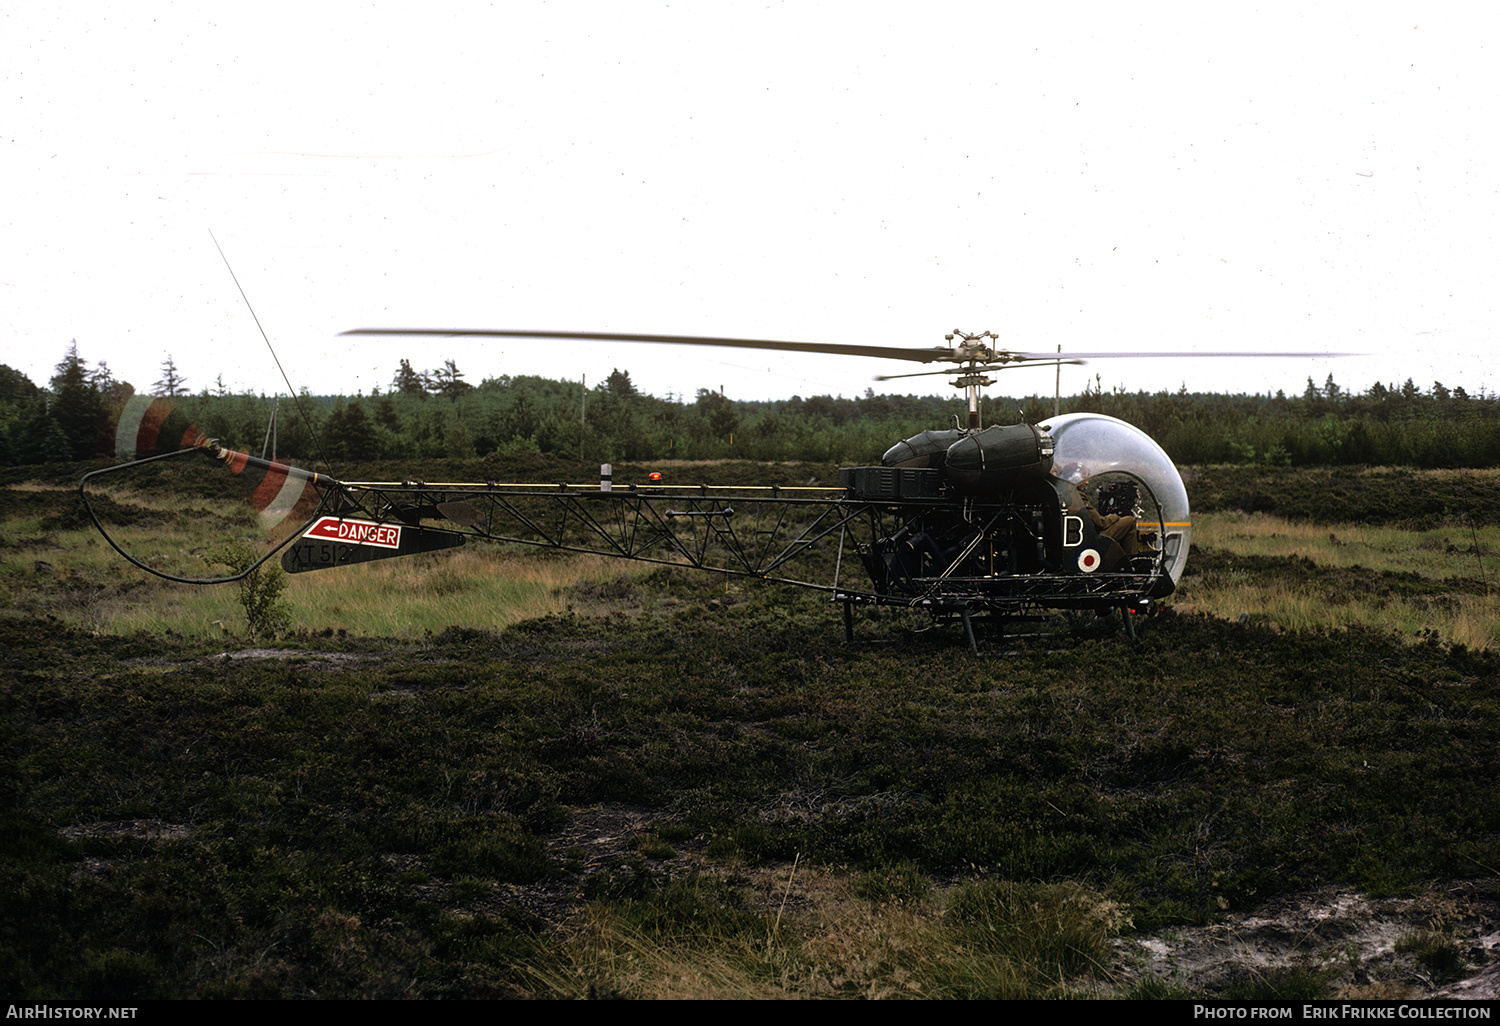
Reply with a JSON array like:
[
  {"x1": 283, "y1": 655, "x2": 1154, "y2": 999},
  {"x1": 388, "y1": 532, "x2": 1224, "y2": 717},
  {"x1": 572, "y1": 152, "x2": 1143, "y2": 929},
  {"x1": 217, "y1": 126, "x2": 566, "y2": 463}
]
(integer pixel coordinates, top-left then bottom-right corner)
[{"x1": 1040, "y1": 412, "x2": 1193, "y2": 585}]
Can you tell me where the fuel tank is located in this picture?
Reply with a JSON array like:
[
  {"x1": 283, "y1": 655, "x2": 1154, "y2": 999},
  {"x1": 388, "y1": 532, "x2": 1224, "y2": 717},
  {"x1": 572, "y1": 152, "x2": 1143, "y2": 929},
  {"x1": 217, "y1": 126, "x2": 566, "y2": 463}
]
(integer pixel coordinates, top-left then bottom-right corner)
[
  {"x1": 881, "y1": 429, "x2": 964, "y2": 470},
  {"x1": 881, "y1": 424, "x2": 1056, "y2": 495},
  {"x1": 942, "y1": 424, "x2": 1055, "y2": 493}
]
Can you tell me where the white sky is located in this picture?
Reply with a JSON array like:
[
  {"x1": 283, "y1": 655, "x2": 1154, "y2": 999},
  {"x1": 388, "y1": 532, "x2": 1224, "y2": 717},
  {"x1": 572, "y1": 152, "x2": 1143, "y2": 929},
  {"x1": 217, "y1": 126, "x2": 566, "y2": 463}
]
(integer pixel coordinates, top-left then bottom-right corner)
[{"x1": 4, "y1": 2, "x2": 1497, "y2": 405}]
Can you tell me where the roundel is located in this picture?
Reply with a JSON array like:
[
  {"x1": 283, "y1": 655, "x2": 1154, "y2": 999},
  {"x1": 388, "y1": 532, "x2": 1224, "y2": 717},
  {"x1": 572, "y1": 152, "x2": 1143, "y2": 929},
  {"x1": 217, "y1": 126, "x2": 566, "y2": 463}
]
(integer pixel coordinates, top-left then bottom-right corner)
[{"x1": 1077, "y1": 548, "x2": 1102, "y2": 573}]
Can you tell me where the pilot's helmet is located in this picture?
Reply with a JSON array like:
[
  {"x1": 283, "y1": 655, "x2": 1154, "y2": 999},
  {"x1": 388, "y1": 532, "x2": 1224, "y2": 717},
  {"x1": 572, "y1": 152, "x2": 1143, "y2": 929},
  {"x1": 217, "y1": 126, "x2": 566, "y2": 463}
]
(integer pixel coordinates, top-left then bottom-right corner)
[{"x1": 1056, "y1": 461, "x2": 1089, "y2": 484}]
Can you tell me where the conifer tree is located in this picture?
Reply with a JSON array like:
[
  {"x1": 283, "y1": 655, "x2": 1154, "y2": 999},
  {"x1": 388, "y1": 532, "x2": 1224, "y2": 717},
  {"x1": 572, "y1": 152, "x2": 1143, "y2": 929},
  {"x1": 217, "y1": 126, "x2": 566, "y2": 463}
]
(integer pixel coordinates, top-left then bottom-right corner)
[
  {"x1": 430, "y1": 359, "x2": 470, "y2": 400},
  {"x1": 605, "y1": 368, "x2": 638, "y2": 398},
  {"x1": 392, "y1": 359, "x2": 427, "y2": 397},
  {"x1": 154, "y1": 355, "x2": 187, "y2": 397},
  {"x1": 50, "y1": 341, "x2": 105, "y2": 459}
]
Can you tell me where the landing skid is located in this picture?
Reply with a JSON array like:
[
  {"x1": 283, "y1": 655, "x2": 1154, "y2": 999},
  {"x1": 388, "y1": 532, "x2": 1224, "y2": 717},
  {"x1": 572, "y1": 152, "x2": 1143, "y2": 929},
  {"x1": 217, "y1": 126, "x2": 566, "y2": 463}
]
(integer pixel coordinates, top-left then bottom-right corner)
[{"x1": 838, "y1": 594, "x2": 1147, "y2": 654}]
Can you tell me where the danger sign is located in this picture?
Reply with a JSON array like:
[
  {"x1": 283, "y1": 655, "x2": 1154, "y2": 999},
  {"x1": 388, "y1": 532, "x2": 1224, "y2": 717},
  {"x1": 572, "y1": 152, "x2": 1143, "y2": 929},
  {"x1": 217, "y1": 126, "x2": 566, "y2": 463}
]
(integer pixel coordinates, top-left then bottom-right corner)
[{"x1": 303, "y1": 516, "x2": 402, "y2": 549}]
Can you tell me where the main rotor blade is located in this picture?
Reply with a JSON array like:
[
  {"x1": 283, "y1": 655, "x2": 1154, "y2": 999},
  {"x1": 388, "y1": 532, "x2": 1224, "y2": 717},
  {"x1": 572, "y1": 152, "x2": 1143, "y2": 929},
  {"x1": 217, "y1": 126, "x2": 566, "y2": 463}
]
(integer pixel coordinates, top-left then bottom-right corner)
[
  {"x1": 341, "y1": 327, "x2": 1360, "y2": 368},
  {"x1": 339, "y1": 327, "x2": 959, "y2": 364},
  {"x1": 875, "y1": 360, "x2": 1087, "y2": 381},
  {"x1": 1039, "y1": 350, "x2": 1361, "y2": 360}
]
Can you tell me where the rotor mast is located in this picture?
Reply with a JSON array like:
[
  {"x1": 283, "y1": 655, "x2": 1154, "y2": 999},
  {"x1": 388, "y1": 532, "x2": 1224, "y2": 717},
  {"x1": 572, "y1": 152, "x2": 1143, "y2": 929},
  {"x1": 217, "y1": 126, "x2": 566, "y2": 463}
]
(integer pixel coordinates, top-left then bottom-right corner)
[{"x1": 946, "y1": 330, "x2": 999, "y2": 431}]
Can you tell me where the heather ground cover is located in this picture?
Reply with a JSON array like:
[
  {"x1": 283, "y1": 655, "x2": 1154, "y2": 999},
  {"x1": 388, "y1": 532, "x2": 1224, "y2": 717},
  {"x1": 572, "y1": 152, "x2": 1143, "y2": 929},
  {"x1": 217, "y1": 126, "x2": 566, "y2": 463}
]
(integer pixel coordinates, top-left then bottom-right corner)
[{"x1": 2, "y1": 463, "x2": 1497, "y2": 998}]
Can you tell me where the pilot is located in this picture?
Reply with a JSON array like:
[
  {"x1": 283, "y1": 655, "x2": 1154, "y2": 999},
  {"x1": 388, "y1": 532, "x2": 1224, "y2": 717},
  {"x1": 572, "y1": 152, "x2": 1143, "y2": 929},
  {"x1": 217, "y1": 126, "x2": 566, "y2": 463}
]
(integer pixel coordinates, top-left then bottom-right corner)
[
  {"x1": 1054, "y1": 464, "x2": 1142, "y2": 567},
  {"x1": 1092, "y1": 506, "x2": 1139, "y2": 558},
  {"x1": 1089, "y1": 481, "x2": 1142, "y2": 559}
]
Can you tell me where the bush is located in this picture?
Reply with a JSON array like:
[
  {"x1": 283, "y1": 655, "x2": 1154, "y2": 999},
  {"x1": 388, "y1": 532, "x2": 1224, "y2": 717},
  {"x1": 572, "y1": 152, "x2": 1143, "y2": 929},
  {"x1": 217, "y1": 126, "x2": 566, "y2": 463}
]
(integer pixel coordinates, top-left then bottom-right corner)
[{"x1": 204, "y1": 540, "x2": 292, "y2": 638}]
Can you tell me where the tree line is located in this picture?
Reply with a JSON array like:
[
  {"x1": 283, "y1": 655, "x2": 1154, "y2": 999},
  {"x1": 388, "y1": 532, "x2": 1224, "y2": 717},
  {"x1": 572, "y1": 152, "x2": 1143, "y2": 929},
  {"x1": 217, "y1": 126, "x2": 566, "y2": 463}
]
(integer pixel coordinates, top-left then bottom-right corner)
[{"x1": 5, "y1": 345, "x2": 1500, "y2": 470}]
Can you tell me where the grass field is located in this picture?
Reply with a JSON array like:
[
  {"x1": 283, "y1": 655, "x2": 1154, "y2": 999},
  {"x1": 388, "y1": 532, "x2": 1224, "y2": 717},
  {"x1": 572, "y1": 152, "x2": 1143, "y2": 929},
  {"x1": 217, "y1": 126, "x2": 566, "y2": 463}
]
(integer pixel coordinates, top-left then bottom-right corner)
[
  {"x1": 1179, "y1": 511, "x2": 1500, "y2": 650},
  {"x1": 2, "y1": 463, "x2": 1497, "y2": 998}
]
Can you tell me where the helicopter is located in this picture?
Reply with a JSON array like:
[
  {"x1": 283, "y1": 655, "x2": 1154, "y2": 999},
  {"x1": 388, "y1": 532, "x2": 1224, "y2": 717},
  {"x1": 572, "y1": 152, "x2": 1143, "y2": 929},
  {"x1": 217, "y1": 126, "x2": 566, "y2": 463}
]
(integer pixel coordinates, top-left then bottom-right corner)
[{"x1": 80, "y1": 328, "x2": 1341, "y2": 649}]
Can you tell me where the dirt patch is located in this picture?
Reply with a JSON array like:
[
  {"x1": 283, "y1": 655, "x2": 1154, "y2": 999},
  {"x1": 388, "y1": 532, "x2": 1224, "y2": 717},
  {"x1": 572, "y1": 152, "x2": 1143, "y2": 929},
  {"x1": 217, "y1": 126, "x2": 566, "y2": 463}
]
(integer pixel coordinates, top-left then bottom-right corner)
[
  {"x1": 212, "y1": 647, "x2": 374, "y2": 666},
  {"x1": 1113, "y1": 881, "x2": 1500, "y2": 999},
  {"x1": 60, "y1": 819, "x2": 197, "y2": 842},
  {"x1": 117, "y1": 647, "x2": 384, "y2": 671}
]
